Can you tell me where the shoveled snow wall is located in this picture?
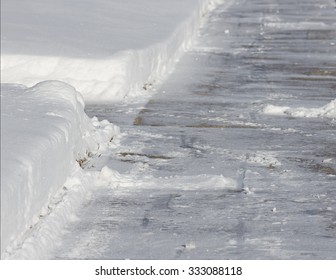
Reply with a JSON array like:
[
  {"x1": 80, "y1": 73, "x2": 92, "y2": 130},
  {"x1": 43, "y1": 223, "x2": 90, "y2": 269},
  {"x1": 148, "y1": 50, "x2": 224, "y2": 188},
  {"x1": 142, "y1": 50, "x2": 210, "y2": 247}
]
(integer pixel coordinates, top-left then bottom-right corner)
[
  {"x1": 1, "y1": 0, "x2": 225, "y2": 102},
  {"x1": 0, "y1": 81, "x2": 119, "y2": 258},
  {"x1": 1, "y1": 0, "x2": 226, "y2": 258}
]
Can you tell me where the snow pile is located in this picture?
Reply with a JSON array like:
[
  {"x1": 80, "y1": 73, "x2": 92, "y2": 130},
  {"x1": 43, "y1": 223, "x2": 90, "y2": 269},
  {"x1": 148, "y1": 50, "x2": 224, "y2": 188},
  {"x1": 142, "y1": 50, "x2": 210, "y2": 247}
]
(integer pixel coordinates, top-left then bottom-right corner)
[
  {"x1": 1, "y1": 81, "x2": 120, "y2": 258},
  {"x1": 263, "y1": 99, "x2": 336, "y2": 119},
  {"x1": 1, "y1": 0, "x2": 227, "y2": 259},
  {"x1": 1, "y1": 0, "x2": 224, "y2": 102}
]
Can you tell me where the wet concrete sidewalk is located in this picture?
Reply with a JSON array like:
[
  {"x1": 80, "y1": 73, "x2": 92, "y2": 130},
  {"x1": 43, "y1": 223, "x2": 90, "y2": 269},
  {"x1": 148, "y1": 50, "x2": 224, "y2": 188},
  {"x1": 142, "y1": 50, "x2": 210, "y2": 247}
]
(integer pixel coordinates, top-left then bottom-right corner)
[{"x1": 54, "y1": 0, "x2": 336, "y2": 259}]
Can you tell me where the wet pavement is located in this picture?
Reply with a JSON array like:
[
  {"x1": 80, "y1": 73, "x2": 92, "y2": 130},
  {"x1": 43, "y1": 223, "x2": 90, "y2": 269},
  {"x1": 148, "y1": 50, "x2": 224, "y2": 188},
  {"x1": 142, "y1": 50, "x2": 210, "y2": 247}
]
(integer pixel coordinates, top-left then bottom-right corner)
[{"x1": 53, "y1": 0, "x2": 336, "y2": 259}]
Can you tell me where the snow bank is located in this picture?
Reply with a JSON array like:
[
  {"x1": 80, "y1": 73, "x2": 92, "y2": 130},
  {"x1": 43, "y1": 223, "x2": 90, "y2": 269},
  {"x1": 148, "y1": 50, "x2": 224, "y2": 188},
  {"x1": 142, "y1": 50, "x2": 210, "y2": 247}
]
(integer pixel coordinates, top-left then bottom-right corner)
[
  {"x1": 1, "y1": 81, "x2": 119, "y2": 258},
  {"x1": 1, "y1": 0, "x2": 226, "y2": 258},
  {"x1": 1, "y1": 0, "x2": 224, "y2": 102},
  {"x1": 4, "y1": 164, "x2": 109, "y2": 260},
  {"x1": 263, "y1": 99, "x2": 336, "y2": 119}
]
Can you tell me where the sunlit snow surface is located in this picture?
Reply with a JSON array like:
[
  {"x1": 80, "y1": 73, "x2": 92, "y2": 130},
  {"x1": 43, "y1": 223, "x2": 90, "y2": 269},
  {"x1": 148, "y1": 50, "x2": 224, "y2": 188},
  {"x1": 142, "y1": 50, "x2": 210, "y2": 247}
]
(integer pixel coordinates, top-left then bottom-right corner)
[
  {"x1": 51, "y1": 0, "x2": 336, "y2": 259},
  {"x1": 1, "y1": 0, "x2": 222, "y2": 102}
]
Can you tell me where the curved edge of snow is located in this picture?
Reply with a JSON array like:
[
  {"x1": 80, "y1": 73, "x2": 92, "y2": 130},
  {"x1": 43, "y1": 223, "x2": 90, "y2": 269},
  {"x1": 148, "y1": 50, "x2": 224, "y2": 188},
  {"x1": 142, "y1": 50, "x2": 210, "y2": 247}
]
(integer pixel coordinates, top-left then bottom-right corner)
[
  {"x1": 1, "y1": 0, "x2": 225, "y2": 102},
  {"x1": 0, "y1": 81, "x2": 120, "y2": 259}
]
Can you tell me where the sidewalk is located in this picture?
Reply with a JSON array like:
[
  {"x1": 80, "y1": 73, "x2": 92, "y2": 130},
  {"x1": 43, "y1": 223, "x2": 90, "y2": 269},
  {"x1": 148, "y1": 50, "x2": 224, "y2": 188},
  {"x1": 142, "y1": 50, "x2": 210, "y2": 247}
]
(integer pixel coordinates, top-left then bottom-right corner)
[{"x1": 54, "y1": 0, "x2": 336, "y2": 259}]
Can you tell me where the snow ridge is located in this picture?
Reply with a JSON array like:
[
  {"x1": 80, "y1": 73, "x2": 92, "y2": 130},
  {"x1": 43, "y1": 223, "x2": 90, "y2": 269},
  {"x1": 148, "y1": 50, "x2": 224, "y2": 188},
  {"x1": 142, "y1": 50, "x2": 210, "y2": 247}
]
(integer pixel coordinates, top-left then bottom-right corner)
[{"x1": 1, "y1": 0, "x2": 224, "y2": 102}]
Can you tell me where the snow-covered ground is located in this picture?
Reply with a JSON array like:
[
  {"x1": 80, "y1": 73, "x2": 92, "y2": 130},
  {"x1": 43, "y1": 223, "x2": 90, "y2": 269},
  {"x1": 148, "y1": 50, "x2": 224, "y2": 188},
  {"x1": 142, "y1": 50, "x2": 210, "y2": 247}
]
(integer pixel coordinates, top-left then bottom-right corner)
[
  {"x1": 2, "y1": 0, "x2": 336, "y2": 260},
  {"x1": 1, "y1": 0, "x2": 225, "y2": 259}
]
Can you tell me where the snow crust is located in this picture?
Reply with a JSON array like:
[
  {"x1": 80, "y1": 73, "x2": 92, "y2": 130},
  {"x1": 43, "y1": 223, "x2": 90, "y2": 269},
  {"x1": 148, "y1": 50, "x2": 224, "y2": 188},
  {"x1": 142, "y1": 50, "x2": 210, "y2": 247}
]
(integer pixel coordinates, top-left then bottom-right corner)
[
  {"x1": 1, "y1": 0, "x2": 225, "y2": 259},
  {"x1": 1, "y1": 0, "x2": 223, "y2": 102}
]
